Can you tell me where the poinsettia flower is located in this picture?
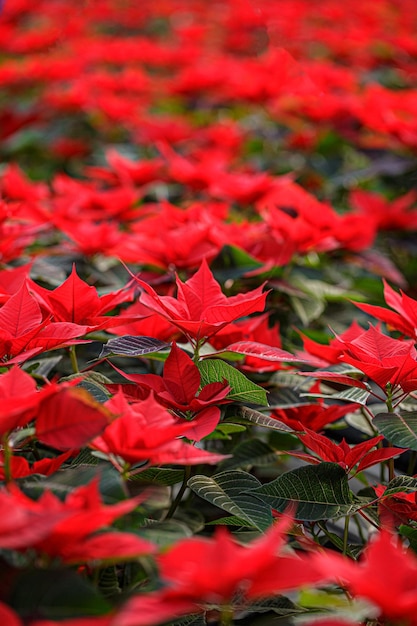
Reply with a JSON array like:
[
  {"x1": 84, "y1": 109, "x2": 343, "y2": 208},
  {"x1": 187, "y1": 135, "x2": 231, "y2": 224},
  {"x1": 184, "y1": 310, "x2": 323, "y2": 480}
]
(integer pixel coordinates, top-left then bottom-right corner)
[
  {"x1": 115, "y1": 514, "x2": 325, "y2": 625},
  {"x1": 337, "y1": 324, "x2": 417, "y2": 396},
  {"x1": 286, "y1": 428, "x2": 404, "y2": 476},
  {"x1": 0, "y1": 449, "x2": 74, "y2": 481},
  {"x1": 30, "y1": 265, "x2": 135, "y2": 332},
  {"x1": 354, "y1": 279, "x2": 417, "y2": 340},
  {"x1": 314, "y1": 530, "x2": 417, "y2": 625},
  {"x1": 0, "y1": 478, "x2": 154, "y2": 563},
  {"x1": 0, "y1": 281, "x2": 90, "y2": 364},
  {"x1": 295, "y1": 321, "x2": 366, "y2": 367},
  {"x1": 133, "y1": 258, "x2": 268, "y2": 346},
  {"x1": 374, "y1": 483, "x2": 417, "y2": 527},
  {"x1": 108, "y1": 343, "x2": 231, "y2": 440},
  {"x1": 0, "y1": 366, "x2": 60, "y2": 436},
  {"x1": 271, "y1": 394, "x2": 361, "y2": 432},
  {"x1": 90, "y1": 391, "x2": 229, "y2": 470},
  {"x1": 209, "y1": 313, "x2": 286, "y2": 373}
]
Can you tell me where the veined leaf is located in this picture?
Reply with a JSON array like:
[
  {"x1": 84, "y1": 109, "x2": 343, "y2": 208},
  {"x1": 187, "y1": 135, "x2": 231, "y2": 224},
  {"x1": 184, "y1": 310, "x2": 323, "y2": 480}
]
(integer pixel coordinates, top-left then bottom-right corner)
[
  {"x1": 303, "y1": 386, "x2": 370, "y2": 406},
  {"x1": 374, "y1": 411, "x2": 417, "y2": 451},
  {"x1": 219, "y1": 438, "x2": 278, "y2": 470},
  {"x1": 198, "y1": 359, "x2": 268, "y2": 406},
  {"x1": 238, "y1": 406, "x2": 294, "y2": 432},
  {"x1": 130, "y1": 467, "x2": 185, "y2": 486},
  {"x1": 384, "y1": 475, "x2": 417, "y2": 497},
  {"x1": 99, "y1": 336, "x2": 170, "y2": 358},
  {"x1": 188, "y1": 470, "x2": 272, "y2": 531},
  {"x1": 205, "y1": 341, "x2": 305, "y2": 364},
  {"x1": 250, "y1": 462, "x2": 356, "y2": 521}
]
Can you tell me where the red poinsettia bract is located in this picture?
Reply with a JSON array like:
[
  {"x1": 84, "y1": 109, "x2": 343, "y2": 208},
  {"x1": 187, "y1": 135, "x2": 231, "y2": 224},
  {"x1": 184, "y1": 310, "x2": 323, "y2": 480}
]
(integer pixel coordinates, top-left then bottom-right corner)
[
  {"x1": 315, "y1": 530, "x2": 417, "y2": 625},
  {"x1": 109, "y1": 342, "x2": 231, "y2": 440},
  {"x1": 355, "y1": 279, "x2": 417, "y2": 340},
  {"x1": 0, "y1": 479, "x2": 154, "y2": 564},
  {"x1": 115, "y1": 514, "x2": 325, "y2": 625},
  {"x1": 90, "y1": 391, "x2": 228, "y2": 472},
  {"x1": 133, "y1": 258, "x2": 268, "y2": 347}
]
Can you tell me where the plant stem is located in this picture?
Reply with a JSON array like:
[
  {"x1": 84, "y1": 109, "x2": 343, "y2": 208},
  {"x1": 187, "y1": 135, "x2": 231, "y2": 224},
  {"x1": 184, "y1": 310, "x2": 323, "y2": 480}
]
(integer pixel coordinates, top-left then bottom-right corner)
[
  {"x1": 69, "y1": 345, "x2": 80, "y2": 373},
  {"x1": 2, "y1": 435, "x2": 12, "y2": 484},
  {"x1": 219, "y1": 606, "x2": 234, "y2": 626},
  {"x1": 343, "y1": 515, "x2": 350, "y2": 556},
  {"x1": 407, "y1": 450, "x2": 417, "y2": 476},
  {"x1": 166, "y1": 465, "x2": 192, "y2": 519}
]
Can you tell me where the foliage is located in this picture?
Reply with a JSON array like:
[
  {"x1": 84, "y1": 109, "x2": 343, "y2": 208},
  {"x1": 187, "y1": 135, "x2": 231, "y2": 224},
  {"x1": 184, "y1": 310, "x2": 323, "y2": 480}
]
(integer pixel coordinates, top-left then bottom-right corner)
[{"x1": 1, "y1": 1, "x2": 417, "y2": 625}]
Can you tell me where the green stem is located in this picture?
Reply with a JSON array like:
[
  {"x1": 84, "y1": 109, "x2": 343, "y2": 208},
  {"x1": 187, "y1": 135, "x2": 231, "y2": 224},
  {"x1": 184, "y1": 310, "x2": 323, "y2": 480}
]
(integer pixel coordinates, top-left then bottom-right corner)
[
  {"x1": 407, "y1": 450, "x2": 417, "y2": 476},
  {"x1": 166, "y1": 465, "x2": 192, "y2": 519},
  {"x1": 385, "y1": 383, "x2": 394, "y2": 413},
  {"x1": 219, "y1": 606, "x2": 234, "y2": 626},
  {"x1": 69, "y1": 345, "x2": 80, "y2": 373},
  {"x1": 343, "y1": 515, "x2": 350, "y2": 556},
  {"x1": 2, "y1": 435, "x2": 12, "y2": 484}
]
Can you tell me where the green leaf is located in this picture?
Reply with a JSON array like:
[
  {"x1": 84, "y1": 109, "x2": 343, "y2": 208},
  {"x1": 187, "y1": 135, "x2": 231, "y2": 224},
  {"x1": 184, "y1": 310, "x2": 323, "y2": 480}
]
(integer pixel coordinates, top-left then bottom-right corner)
[
  {"x1": 188, "y1": 470, "x2": 272, "y2": 531},
  {"x1": 304, "y1": 386, "x2": 370, "y2": 406},
  {"x1": 198, "y1": 359, "x2": 268, "y2": 406},
  {"x1": 139, "y1": 519, "x2": 193, "y2": 547},
  {"x1": 22, "y1": 464, "x2": 126, "y2": 504},
  {"x1": 374, "y1": 411, "x2": 417, "y2": 451},
  {"x1": 248, "y1": 595, "x2": 305, "y2": 616},
  {"x1": 130, "y1": 467, "x2": 185, "y2": 486},
  {"x1": 290, "y1": 294, "x2": 325, "y2": 325},
  {"x1": 10, "y1": 569, "x2": 111, "y2": 619},
  {"x1": 219, "y1": 438, "x2": 277, "y2": 471},
  {"x1": 384, "y1": 475, "x2": 417, "y2": 497},
  {"x1": 99, "y1": 335, "x2": 170, "y2": 358},
  {"x1": 206, "y1": 516, "x2": 257, "y2": 527},
  {"x1": 238, "y1": 406, "x2": 294, "y2": 432},
  {"x1": 250, "y1": 462, "x2": 356, "y2": 521}
]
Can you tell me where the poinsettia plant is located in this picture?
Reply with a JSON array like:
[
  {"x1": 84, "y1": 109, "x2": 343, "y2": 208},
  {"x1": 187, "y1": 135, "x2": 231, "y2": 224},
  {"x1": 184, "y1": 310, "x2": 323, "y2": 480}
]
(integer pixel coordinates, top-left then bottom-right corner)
[{"x1": 1, "y1": 1, "x2": 417, "y2": 625}]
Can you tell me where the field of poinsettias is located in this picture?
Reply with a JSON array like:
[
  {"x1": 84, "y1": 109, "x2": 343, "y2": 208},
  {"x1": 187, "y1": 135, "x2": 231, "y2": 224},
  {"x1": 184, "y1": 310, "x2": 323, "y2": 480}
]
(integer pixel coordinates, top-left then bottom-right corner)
[{"x1": 2, "y1": 1, "x2": 417, "y2": 624}]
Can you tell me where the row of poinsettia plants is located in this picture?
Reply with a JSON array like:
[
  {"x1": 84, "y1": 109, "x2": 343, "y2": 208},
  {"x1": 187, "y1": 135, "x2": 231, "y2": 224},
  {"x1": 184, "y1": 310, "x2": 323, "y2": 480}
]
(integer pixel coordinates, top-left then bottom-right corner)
[{"x1": 2, "y1": 0, "x2": 417, "y2": 625}]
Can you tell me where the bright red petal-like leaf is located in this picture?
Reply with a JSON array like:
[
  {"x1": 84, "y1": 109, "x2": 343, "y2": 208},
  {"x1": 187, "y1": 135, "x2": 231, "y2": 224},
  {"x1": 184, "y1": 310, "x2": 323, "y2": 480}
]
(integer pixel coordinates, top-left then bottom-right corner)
[
  {"x1": 36, "y1": 387, "x2": 112, "y2": 449},
  {"x1": 162, "y1": 342, "x2": 201, "y2": 403}
]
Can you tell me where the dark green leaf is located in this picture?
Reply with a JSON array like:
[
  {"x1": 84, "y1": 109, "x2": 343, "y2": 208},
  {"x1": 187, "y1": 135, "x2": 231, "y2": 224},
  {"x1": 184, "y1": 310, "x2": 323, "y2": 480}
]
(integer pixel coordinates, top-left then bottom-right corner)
[
  {"x1": 10, "y1": 569, "x2": 111, "y2": 619},
  {"x1": 384, "y1": 475, "x2": 417, "y2": 496},
  {"x1": 219, "y1": 438, "x2": 277, "y2": 470},
  {"x1": 250, "y1": 463, "x2": 356, "y2": 521},
  {"x1": 188, "y1": 470, "x2": 272, "y2": 531},
  {"x1": 99, "y1": 336, "x2": 170, "y2": 358},
  {"x1": 374, "y1": 411, "x2": 417, "y2": 451},
  {"x1": 198, "y1": 359, "x2": 268, "y2": 406},
  {"x1": 130, "y1": 467, "x2": 185, "y2": 486},
  {"x1": 238, "y1": 406, "x2": 294, "y2": 432}
]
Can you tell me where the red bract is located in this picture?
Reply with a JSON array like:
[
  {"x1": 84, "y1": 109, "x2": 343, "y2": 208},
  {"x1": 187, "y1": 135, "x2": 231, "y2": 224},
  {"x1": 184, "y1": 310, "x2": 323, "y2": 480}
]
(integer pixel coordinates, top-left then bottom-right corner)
[
  {"x1": 106, "y1": 300, "x2": 181, "y2": 343},
  {"x1": 0, "y1": 366, "x2": 57, "y2": 436},
  {"x1": 296, "y1": 321, "x2": 366, "y2": 367},
  {"x1": 90, "y1": 391, "x2": 228, "y2": 470},
  {"x1": 374, "y1": 484, "x2": 417, "y2": 526},
  {"x1": 109, "y1": 342, "x2": 230, "y2": 440},
  {"x1": 115, "y1": 515, "x2": 324, "y2": 625},
  {"x1": 288, "y1": 429, "x2": 403, "y2": 476},
  {"x1": 209, "y1": 313, "x2": 285, "y2": 373},
  {"x1": 0, "y1": 450, "x2": 73, "y2": 481},
  {"x1": 350, "y1": 188, "x2": 417, "y2": 231},
  {"x1": 315, "y1": 530, "x2": 417, "y2": 625},
  {"x1": 35, "y1": 386, "x2": 113, "y2": 450},
  {"x1": 0, "y1": 479, "x2": 154, "y2": 563},
  {"x1": 337, "y1": 324, "x2": 417, "y2": 396},
  {"x1": 271, "y1": 398, "x2": 361, "y2": 432},
  {"x1": 134, "y1": 258, "x2": 268, "y2": 345},
  {"x1": 31, "y1": 265, "x2": 135, "y2": 332},
  {"x1": 355, "y1": 279, "x2": 417, "y2": 340},
  {"x1": 0, "y1": 281, "x2": 89, "y2": 364}
]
